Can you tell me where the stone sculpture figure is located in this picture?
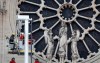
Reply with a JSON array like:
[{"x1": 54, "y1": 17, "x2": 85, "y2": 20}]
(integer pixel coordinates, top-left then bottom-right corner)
[
  {"x1": 59, "y1": 21, "x2": 68, "y2": 63},
  {"x1": 71, "y1": 30, "x2": 80, "y2": 63},
  {"x1": 44, "y1": 28, "x2": 54, "y2": 61}
]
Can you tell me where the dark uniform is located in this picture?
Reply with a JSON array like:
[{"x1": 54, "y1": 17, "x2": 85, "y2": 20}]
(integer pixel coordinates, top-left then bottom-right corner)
[{"x1": 9, "y1": 34, "x2": 15, "y2": 50}]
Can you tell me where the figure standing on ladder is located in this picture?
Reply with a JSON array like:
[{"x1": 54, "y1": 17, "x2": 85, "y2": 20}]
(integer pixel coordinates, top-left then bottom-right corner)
[
  {"x1": 59, "y1": 21, "x2": 68, "y2": 63},
  {"x1": 71, "y1": 30, "x2": 80, "y2": 63},
  {"x1": 44, "y1": 28, "x2": 54, "y2": 63}
]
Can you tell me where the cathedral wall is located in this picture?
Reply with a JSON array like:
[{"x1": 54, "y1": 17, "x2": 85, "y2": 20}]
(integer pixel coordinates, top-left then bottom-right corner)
[
  {"x1": 0, "y1": 0, "x2": 17, "y2": 41},
  {"x1": 0, "y1": 0, "x2": 17, "y2": 63}
]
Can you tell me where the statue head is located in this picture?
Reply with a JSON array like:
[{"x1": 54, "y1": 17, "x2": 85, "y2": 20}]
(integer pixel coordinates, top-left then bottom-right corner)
[
  {"x1": 72, "y1": 30, "x2": 80, "y2": 39},
  {"x1": 44, "y1": 27, "x2": 48, "y2": 30},
  {"x1": 61, "y1": 21, "x2": 66, "y2": 27},
  {"x1": 48, "y1": 29, "x2": 53, "y2": 36}
]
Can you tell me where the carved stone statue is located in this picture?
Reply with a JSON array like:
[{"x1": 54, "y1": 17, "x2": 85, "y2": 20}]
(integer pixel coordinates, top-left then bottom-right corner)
[
  {"x1": 44, "y1": 28, "x2": 54, "y2": 60},
  {"x1": 59, "y1": 21, "x2": 68, "y2": 63},
  {"x1": 71, "y1": 30, "x2": 80, "y2": 63}
]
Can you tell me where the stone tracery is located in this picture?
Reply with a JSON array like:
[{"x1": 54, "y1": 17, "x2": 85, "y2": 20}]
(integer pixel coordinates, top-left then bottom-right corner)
[{"x1": 18, "y1": 0, "x2": 100, "y2": 62}]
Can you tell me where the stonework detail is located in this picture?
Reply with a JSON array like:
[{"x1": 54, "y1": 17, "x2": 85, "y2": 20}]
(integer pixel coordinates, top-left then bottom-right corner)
[
  {"x1": 18, "y1": 0, "x2": 100, "y2": 63},
  {"x1": 0, "y1": 0, "x2": 17, "y2": 63}
]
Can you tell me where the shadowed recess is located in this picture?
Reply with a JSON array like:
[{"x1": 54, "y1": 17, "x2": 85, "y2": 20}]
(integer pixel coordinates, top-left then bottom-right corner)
[
  {"x1": 53, "y1": 39, "x2": 59, "y2": 55},
  {"x1": 67, "y1": 24, "x2": 72, "y2": 38},
  {"x1": 95, "y1": 22, "x2": 100, "y2": 30},
  {"x1": 44, "y1": 0, "x2": 59, "y2": 9},
  {"x1": 77, "y1": 40, "x2": 89, "y2": 59},
  {"x1": 44, "y1": 17, "x2": 59, "y2": 29},
  {"x1": 21, "y1": 25, "x2": 24, "y2": 32},
  {"x1": 29, "y1": 22, "x2": 40, "y2": 32},
  {"x1": 76, "y1": 17, "x2": 92, "y2": 29},
  {"x1": 66, "y1": 0, "x2": 70, "y2": 2},
  {"x1": 95, "y1": 0, "x2": 100, "y2": 4},
  {"x1": 18, "y1": 2, "x2": 40, "y2": 12},
  {"x1": 57, "y1": 0, "x2": 64, "y2": 4},
  {"x1": 41, "y1": 8, "x2": 57, "y2": 17},
  {"x1": 89, "y1": 30, "x2": 100, "y2": 43},
  {"x1": 77, "y1": 0, "x2": 92, "y2": 9},
  {"x1": 96, "y1": 6, "x2": 100, "y2": 12},
  {"x1": 72, "y1": 0, "x2": 79, "y2": 4},
  {"x1": 35, "y1": 38, "x2": 47, "y2": 52},
  {"x1": 56, "y1": 54, "x2": 60, "y2": 60},
  {"x1": 32, "y1": 29, "x2": 44, "y2": 41},
  {"x1": 84, "y1": 34, "x2": 99, "y2": 53},
  {"x1": 27, "y1": 0, "x2": 41, "y2": 4},
  {"x1": 29, "y1": 14, "x2": 39, "y2": 20},
  {"x1": 68, "y1": 43, "x2": 72, "y2": 60},
  {"x1": 96, "y1": 14, "x2": 100, "y2": 20},
  {"x1": 52, "y1": 22, "x2": 61, "y2": 36},
  {"x1": 71, "y1": 21, "x2": 83, "y2": 37},
  {"x1": 78, "y1": 8, "x2": 94, "y2": 18}
]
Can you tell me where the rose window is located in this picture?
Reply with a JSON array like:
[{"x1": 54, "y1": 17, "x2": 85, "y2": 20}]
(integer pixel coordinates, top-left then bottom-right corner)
[{"x1": 18, "y1": 0, "x2": 100, "y2": 62}]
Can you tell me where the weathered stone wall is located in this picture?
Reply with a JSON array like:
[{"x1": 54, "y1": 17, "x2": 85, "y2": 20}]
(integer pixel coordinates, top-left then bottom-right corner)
[
  {"x1": 0, "y1": 0, "x2": 17, "y2": 40},
  {"x1": 0, "y1": 0, "x2": 17, "y2": 63}
]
